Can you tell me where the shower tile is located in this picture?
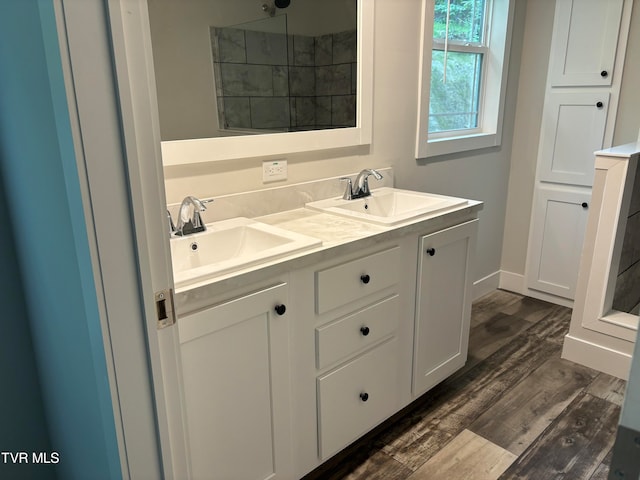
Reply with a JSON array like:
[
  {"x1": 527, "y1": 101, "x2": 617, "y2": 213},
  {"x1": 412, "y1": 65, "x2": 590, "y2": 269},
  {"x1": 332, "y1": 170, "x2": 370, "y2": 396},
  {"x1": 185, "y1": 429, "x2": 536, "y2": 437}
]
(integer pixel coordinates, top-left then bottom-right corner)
[
  {"x1": 315, "y1": 35, "x2": 333, "y2": 66},
  {"x1": 293, "y1": 97, "x2": 316, "y2": 128},
  {"x1": 250, "y1": 97, "x2": 290, "y2": 130},
  {"x1": 315, "y1": 96, "x2": 332, "y2": 126},
  {"x1": 316, "y1": 64, "x2": 351, "y2": 96},
  {"x1": 332, "y1": 95, "x2": 356, "y2": 127},
  {"x1": 289, "y1": 66, "x2": 315, "y2": 96},
  {"x1": 293, "y1": 35, "x2": 315, "y2": 66},
  {"x1": 221, "y1": 97, "x2": 251, "y2": 129},
  {"x1": 215, "y1": 27, "x2": 246, "y2": 63},
  {"x1": 333, "y1": 30, "x2": 356, "y2": 64},
  {"x1": 245, "y1": 30, "x2": 287, "y2": 65},
  {"x1": 272, "y1": 66, "x2": 289, "y2": 96},
  {"x1": 220, "y1": 63, "x2": 273, "y2": 96}
]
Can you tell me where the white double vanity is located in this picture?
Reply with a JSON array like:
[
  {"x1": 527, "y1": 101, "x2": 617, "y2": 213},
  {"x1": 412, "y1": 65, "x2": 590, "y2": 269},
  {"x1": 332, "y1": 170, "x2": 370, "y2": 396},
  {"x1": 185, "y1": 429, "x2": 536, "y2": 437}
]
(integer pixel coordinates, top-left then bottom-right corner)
[{"x1": 167, "y1": 173, "x2": 481, "y2": 479}]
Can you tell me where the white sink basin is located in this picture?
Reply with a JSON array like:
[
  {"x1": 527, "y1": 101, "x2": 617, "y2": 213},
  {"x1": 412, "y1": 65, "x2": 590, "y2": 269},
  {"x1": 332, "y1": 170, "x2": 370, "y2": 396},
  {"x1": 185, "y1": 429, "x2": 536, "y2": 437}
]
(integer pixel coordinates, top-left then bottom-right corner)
[
  {"x1": 306, "y1": 187, "x2": 467, "y2": 225},
  {"x1": 171, "y1": 217, "x2": 321, "y2": 289}
]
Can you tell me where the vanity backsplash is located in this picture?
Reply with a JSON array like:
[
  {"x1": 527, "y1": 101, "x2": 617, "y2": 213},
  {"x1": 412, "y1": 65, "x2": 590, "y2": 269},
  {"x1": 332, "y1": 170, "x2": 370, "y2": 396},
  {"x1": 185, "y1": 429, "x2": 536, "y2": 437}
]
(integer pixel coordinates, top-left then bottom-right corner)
[{"x1": 167, "y1": 167, "x2": 393, "y2": 224}]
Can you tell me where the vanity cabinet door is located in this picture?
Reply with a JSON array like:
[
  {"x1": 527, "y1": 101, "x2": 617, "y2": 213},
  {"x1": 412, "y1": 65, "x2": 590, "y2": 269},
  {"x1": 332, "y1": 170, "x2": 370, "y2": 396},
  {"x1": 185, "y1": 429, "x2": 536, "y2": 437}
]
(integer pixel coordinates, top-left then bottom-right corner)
[
  {"x1": 177, "y1": 282, "x2": 292, "y2": 480},
  {"x1": 526, "y1": 185, "x2": 591, "y2": 300},
  {"x1": 538, "y1": 92, "x2": 609, "y2": 186},
  {"x1": 549, "y1": 0, "x2": 624, "y2": 87},
  {"x1": 413, "y1": 220, "x2": 477, "y2": 397}
]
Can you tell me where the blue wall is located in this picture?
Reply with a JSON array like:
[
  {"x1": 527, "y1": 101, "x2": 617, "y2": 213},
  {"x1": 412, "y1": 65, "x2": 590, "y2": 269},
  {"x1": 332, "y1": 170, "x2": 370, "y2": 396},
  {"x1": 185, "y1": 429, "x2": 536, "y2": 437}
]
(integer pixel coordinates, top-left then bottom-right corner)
[{"x1": 0, "y1": 1, "x2": 122, "y2": 478}]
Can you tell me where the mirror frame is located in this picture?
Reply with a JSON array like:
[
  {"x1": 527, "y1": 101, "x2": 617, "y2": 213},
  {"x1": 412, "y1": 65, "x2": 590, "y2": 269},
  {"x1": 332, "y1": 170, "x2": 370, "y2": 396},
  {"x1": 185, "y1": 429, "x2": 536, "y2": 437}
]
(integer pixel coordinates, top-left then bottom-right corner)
[{"x1": 159, "y1": 0, "x2": 374, "y2": 166}]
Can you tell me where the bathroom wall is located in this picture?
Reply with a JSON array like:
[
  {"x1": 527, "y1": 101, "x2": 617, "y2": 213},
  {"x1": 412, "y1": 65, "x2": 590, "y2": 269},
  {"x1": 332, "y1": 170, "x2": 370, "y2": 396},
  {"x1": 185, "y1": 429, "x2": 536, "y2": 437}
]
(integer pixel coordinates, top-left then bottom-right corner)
[
  {"x1": 162, "y1": 0, "x2": 529, "y2": 293},
  {"x1": 501, "y1": 0, "x2": 640, "y2": 285}
]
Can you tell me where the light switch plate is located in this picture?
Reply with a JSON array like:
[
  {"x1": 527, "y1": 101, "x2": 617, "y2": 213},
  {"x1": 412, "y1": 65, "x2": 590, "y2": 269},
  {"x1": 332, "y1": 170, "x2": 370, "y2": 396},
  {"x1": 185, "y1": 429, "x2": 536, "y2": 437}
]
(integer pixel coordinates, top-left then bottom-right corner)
[{"x1": 263, "y1": 160, "x2": 287, "y2": 182}]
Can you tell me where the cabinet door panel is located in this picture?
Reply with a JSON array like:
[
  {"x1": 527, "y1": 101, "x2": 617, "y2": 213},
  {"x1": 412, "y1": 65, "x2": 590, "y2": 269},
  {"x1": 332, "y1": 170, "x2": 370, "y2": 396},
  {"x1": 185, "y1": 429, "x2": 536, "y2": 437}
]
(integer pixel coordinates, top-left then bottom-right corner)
[
  {"x1": 550, "y1": 0, "x2": 624, "y2": 86},
  {"x1": 539, "y1": 92, "x2": 609, "y2": 186},
  {"x1": 413, "y1": 220, "x2": 477, "y2": 396},
  {"x1": 527, "y1": 187, "x2": 591, "y2": 299},
  {"x1": 178, "y1": 283, "x2": 292, "y2": 480}
]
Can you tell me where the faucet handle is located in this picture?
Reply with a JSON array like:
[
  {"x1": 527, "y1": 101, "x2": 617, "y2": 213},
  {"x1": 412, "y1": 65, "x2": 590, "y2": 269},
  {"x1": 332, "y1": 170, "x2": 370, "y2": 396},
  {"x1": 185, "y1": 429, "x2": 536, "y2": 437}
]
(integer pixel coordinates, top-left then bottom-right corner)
[{"x1": 340, "y1": 177, "x2": 353, "y2": 200}]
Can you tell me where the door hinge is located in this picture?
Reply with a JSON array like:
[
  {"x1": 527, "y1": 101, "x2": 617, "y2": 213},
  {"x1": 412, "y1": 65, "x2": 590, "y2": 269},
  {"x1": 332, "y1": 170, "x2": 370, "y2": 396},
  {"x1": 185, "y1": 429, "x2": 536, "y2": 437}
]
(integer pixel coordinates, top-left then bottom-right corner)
[{"x1": 155, "y1": 288, "x2": 176, "y2": 329}]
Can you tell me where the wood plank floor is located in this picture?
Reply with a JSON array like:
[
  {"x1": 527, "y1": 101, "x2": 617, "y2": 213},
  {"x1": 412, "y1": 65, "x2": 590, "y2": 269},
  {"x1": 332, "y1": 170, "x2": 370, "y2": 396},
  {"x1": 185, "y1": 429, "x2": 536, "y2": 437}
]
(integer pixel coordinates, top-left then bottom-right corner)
[{"x1": 303, "y1": 290, "x2": 626, "y2": 480}]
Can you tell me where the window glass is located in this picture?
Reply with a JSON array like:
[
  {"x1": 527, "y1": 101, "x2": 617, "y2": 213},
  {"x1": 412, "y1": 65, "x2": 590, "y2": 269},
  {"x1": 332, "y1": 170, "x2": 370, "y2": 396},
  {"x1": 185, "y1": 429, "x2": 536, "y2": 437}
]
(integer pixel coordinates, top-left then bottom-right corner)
[
  {"x1": 429, "y1": 0, "x2": 487, "y2": 134},
  {"x1": 429, "y1": 51, "x2": 482, "y2": 133},
  {"x1": 433, "y1": 0, "x2": 486, "y2": 43}
]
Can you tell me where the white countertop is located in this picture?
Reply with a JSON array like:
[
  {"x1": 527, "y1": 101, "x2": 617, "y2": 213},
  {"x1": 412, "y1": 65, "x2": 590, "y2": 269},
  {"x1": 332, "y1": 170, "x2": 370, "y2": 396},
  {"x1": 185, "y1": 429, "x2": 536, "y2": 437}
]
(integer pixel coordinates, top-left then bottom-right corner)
[{"x1": 174, "y1": 200, "x2": 483, "y2": 316}]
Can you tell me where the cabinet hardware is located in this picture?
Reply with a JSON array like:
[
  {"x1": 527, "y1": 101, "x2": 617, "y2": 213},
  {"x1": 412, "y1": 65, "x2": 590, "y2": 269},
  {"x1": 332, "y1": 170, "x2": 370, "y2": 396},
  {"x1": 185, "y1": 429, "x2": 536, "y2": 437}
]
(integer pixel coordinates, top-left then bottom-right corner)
[
  {"x1": 274, "y1": 304, "x2": 287, "y2": 316},
  {"x1": 426, "y1": 247, "x2": 436, "y2": 256},
  {"x1": 596, "y1": 101, "x2": 604, "y2": 108},
  {"x1": 360, "y1": 274, "x2": 371, "y2": 284},
  {"x1": 600, "y1": 70, "x2": 608, "y2": 78},
  {"x1": 360, "y1": 326, "x2": 370, "y2": 336},
  {"x1": 582, "y1": 202, "x2": 589, "y2": 209},
  {"x1": 359, "y1": 392, "x2": 369, "y2": 402}
]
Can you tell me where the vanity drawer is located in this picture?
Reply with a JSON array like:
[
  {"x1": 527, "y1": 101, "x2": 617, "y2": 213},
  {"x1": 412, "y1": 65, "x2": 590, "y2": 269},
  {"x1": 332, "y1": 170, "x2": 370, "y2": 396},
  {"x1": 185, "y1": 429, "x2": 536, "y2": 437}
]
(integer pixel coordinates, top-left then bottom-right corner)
[
  {"x1": 315, "y1": 294, "x2": 399, "y2": 369},
  {"x1": 315, "y1": 247, "x2": 400, "y2": 314},
  {"x1": 317, "y1": 338, "x2": 399, "y2": 459}
]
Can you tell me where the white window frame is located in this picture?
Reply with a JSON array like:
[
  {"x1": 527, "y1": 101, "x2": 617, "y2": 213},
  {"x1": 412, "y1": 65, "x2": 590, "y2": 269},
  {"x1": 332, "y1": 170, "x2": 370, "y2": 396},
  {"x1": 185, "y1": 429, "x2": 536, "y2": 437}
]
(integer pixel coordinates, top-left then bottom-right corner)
[{"x1": 415, "y1": 0, "x2": 514, "y2": 158}]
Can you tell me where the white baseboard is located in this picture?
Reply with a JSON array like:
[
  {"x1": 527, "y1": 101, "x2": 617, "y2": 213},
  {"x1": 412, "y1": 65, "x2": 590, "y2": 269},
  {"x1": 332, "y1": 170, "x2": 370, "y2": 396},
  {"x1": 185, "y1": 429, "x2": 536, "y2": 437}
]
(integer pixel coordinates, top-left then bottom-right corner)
[
  {"x1": 562, "y1": 334, "x2": 632, "y2": 380},
  {"x1": 498, "y1": 270, "x2": 573, "y2": 308},
  {"x1": 473, "y1": 271, "x2": 500, "y2": 300}
]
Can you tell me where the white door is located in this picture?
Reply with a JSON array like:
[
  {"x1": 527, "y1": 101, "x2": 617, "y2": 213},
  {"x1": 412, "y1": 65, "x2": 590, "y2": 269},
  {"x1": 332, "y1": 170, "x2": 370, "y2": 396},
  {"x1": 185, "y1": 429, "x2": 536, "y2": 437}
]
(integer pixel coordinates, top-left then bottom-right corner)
[
  {"x1": 538, "y1": 92, "x2": 609, "y2": 186},
  {"x1": 527, "y1": 186, "x2": 591, "y2": 299},
  {"x1": 549, "y1": 0, "x2": 624, "y2": 87}
]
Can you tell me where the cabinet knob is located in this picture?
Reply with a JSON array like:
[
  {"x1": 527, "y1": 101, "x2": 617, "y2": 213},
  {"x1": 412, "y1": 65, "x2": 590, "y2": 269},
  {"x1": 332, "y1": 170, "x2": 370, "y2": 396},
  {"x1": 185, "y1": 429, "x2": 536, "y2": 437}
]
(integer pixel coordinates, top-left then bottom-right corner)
[
  {"x1": 426, "y1": 247, "x2": 436, "y2": 256},
  {"x1": 359, "y1": 392, "x2": 369, "y2": 402},
  {"x1": 601, "y1": 70, "x2": 608, "y2": 78},
  {"x1": 274, "y1": 304, "x2": 286, "y2": 316},
  {"x1": 360, "y1": 274, "x2": 371, "y2": 284},
  {"x1": 360, "y1": 326, "x2": 370, "y2": 336},
  {"x1": 596, "y1": 101, "x2": 604, "y2": 109},
  {"x1": 581, "y1": 202, "x2": 589, "y2": 209}
]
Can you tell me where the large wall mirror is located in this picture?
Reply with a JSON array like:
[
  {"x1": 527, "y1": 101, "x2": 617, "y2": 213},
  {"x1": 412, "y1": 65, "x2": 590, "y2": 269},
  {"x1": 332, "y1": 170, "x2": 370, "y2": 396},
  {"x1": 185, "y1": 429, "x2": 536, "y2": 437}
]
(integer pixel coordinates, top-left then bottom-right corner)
[{"x1": 147, "y1": 0, "x2": 373, "y2": 165}]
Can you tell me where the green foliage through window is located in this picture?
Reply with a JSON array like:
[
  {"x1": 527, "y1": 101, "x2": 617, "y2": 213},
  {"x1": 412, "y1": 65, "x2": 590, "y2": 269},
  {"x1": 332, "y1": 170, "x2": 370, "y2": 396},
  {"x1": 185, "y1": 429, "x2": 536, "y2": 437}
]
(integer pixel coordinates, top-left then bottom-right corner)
[{"x1": 429, "y1": 0, "x2": 486, "y2": 134}]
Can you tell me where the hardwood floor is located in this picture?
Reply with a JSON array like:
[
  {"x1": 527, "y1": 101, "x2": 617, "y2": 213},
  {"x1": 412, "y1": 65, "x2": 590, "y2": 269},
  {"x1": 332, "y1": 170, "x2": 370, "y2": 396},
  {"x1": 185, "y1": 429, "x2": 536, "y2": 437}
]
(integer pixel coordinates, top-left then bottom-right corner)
[{"x1": 303, "y1": 290, "x2": 626, "y2": 480}]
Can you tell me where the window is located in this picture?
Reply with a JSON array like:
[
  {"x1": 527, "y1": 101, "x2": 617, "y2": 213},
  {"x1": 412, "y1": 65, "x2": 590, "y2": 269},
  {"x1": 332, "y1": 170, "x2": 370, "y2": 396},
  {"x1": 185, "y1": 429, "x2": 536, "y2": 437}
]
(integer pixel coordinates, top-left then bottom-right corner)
[{"x1": 415, "y1": 0, "x2": 513, "y2": 158}]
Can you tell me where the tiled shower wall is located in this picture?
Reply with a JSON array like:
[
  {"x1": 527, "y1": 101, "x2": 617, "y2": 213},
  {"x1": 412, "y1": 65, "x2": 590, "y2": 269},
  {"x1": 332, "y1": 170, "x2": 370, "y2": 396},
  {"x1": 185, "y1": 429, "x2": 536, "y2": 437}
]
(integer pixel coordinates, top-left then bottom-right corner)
[
  {"x1": 211, "y1": 25, "x2": 356, "y2": 132},
  {"x1": 613, "y1": 164, "x2": 640, "y2": 315}
]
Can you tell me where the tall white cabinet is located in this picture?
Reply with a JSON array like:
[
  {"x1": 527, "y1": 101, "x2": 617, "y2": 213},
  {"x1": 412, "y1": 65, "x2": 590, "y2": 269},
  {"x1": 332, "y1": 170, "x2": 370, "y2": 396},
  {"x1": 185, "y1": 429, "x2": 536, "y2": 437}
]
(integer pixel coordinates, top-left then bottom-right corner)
[{"x1": 525, "y1": 0, "x2": 632, "y2": 302}]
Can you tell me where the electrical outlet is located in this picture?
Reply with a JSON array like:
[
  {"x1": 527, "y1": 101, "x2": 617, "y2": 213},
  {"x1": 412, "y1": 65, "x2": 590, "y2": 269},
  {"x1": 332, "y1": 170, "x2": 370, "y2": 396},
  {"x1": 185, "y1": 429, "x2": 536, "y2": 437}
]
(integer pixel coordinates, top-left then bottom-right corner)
[{"x1": 263, "y1": 160, "x2": 287, "y2": 182}]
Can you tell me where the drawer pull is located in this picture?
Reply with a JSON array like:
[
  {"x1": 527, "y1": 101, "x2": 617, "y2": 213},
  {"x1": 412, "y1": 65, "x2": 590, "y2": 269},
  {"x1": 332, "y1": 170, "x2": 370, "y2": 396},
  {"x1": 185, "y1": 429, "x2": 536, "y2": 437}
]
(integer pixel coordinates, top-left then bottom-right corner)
[
  {"x1": 359, "y1": 392, "x2": 369, "y2": 402},
  {"x1": 426, "y1": 247, "x2": 436, "y2": 256},
  {"x1": 274, "y1": 304, "x2": 287, "y2": 316},
  {"x1": 581, "y1": 202, "x2": 589, "y2": 209},
  {"x1": 360, "y1": 326, "x2": 370, "y2": 336},
  {"x1": 360, "y1": 274, "x2": 371, "y2": 284},
  {"x1": 601, "y1": 70, "x2": 608, "y2": 78}
]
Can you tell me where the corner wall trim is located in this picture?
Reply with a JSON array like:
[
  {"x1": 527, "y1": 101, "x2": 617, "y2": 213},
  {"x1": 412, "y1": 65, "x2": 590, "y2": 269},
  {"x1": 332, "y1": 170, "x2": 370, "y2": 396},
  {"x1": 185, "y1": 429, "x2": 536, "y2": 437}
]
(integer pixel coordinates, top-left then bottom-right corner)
[{"x1": 562, "y1": 334, "x2": 632, "y2": 380}]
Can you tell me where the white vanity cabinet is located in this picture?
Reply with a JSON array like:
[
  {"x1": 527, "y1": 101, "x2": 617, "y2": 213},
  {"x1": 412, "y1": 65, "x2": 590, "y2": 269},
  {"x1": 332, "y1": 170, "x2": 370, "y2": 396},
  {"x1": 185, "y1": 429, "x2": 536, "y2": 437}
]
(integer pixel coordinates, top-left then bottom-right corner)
[
  {"x1": 413, "y1": 219, "x2": 478, "y2": 396},
  {"x1": 313, "y1": 246, "x2": 405, "y2": 460},
  {"x1": 177, "y1": 281, "x2": 293, "y2": 480}
]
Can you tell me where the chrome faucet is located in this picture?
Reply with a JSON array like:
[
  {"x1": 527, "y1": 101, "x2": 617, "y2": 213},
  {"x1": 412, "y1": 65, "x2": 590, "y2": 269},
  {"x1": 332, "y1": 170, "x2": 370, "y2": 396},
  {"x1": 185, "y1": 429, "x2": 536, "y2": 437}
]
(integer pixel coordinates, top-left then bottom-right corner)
[
  {"x1": 342, "y1": 169, "x2": 383, "y2": 199},
  {"x1": 174, "y1": 196, "x2": 212, "y2": 236}
]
